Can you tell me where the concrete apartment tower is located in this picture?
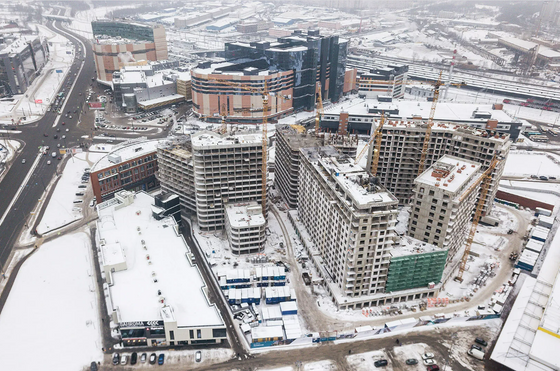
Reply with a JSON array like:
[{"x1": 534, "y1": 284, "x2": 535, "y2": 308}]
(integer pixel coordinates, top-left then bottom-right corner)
[
  {"x1": 275, "y1": 125, "x2": 323, "y2": 209},
  {"x1": 408, "y1": 155, "x2": 483, "y2": 266},
  {"x1": 370, "y1": 123, "x2": 509, "y2": 214},
  {"x1": 298, "y1": 146, "x2": 399, "y2": 304}
]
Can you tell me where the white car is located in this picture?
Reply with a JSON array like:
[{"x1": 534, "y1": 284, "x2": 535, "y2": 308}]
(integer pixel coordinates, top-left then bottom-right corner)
[
  {"x1": 47, "y1": 160, "x2": 51, "y2": 165},
  {"x1": 195, "y1": 351, "x2": 201, "y2": 362},
  {"x1": 21, "y1": 159, "x2": 26, "y2": 164},
  {"x1": 423, "y1": 358, "x2": 437, "y2": 366},
  {"x1": 422, "y1": 353, "x2": 435, "y2": 360}
]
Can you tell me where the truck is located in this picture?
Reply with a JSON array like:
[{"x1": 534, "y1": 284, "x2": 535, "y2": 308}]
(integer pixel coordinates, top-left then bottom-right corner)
[
  {"x1": 468, "y1": 348, "x2": 485, "y2": 360},
  {"x1": 480, "y1": 215, "x2": 499, "y2": 227}
]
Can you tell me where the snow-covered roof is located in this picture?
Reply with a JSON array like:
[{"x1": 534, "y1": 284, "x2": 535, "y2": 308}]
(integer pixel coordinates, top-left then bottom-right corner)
[
  {"x1": 225, "y1": 202, "x2": 265, "y2": 229},
  {"x1": 191, "y1": 131, "x2": 261, "y2": 149},
  {"x1": 391, "y1": 236, "x2": 446, "y2": 258},
  {"x1": 97, "y1": 191, "x2": 224, "y2": 328},
  {"x1": 327, "y1": 98, "x2": 516, "y2": 124},
  {"x1": 0, "y1": 35, "x2": 39, "y2": 55},
  {"x1": 416, "y1": 155, "x2": 482, "y2": 196},
  {"x1": 137, "y1": 94, "x2": 185, "y2": 107},
  {"x1": 301, "y1": 146, "x2": 398, "y2": 209},
  {"x1": 91, "y1": 138, "x2": 160, "y2": 172}
]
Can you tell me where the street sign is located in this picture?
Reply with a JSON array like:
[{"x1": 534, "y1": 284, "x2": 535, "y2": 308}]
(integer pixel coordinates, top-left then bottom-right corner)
[{"x1": 56, "y1": 70, "x2": 63, "y2": 73}]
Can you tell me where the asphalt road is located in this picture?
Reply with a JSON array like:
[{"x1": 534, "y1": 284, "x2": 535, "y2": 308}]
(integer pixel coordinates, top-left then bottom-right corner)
[{"x1": 0, "y1": 20, "x2": 95, "y2": 272}]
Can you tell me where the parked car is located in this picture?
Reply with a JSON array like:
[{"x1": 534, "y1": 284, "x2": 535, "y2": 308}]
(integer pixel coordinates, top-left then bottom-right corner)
[
  {"x1": 475, "y1": 337, "x2": 488, "y2": 346},
  {"x1": 426, "y1": 365, "x2": 440, "y2": 371},
  {"x1": 149, "y1": 353, "x2": 157, "y2": 364},
  {"x1": 422, "y1": 353, "x2": 435, "y2": 360},
  {"x1": 112, "y1": 353, "x2": 120, "y2": 365},
  {"x1": 140, "y1": 353, "x2": 147, "y2": 363},
  {"x1": 405, "y1": 359, "x2": 418, "y2": 365},
  {"x1": 90, "y1": 361, "x2": 98, "y2": 371},
  {"x1": 424, "y1": 359, "x2": 437, "y2": 366},
  {"x1": 158, "y1": 353, "x2": 165, "y2": 365},
  {"x1": 131, "y1": 352, "x2": 137, "y2": 365},
  {"x1": 120, "y1": 355, "x2": 128, "y2": 365},
  {"x1": 195, "y1": 351, "x2": 202, "y2": 362},
  {"x1": 471, "y1": 344, "x2": 483, "y2": 351},
  {"x1": 374, "y1": 359, "x2": 388, "y2": 367}
]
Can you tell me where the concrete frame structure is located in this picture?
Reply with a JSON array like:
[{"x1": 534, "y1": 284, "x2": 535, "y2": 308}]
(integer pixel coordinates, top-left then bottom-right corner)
[
  {"x1": 156, "y1": 138, "x2": 197, "y2": 217},
  {"x1": 96, "y1": 191, "x2": 226, "y2": 347},
  {"x1": 298, "y1": 146, "x2": 399, "y2": 303},
  {"x1": 366, "y1": 122, "x2": 509, "y2": 213},
  {"x1": 358, "y1": 64, "x2": 408, "y2": 99},
  {"x1": 92, "y1": 21, "x2": 168, "y2": 82},
  {"x1": 157, "y1": 132, "x2": 266, "y2": 237},
  {"x1": 275, "y1": 125, "x2": 323, "y2": 209},
  {"x1": 90, "y1": 138, "x2": 160, "y2": 203},
  {"x1": 224, "y1": 201, "x2": 266, "y2": 254},
  {"x1": 408, "y1": 156, "x2": 483, "y2": 264},
  {"x1": 191, "y1": 131, "x2": 265, "y2": 231}
]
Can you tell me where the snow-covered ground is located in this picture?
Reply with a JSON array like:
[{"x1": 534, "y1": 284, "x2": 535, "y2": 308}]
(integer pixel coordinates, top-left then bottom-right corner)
[
  {"x1": 0, "y1": 231, "x2": 102, "y2": 371},
  {"x1": 503, "y1": 151, "x2": 560, "y2": 177},
  {"x1": 36, "y1": 151, "x2": 103, "y2": 235},
  {"x1": 0, "y1": 139, "x2": 21, "y2": 164},
  {"x1": 0, "y1": 23, "x2": 74, "y2": 125}
]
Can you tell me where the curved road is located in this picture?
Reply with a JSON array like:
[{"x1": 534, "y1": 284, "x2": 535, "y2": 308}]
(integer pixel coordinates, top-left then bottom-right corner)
[{"x1": 0, "y1": 20, "x2": 96, "y2": 272}]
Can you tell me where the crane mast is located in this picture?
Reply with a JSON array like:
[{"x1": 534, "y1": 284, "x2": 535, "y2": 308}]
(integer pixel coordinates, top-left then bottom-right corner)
[
  {"x1": 455, "y1": 157, "x2": 499, "y2": 282},
  {"x1": 418, "y1": 71, "x2": 444, "y2": 176}
]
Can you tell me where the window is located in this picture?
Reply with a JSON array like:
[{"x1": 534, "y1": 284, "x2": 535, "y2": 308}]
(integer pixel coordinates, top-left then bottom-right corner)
[
  {"x1": 189, "y1": 330, "x2": 194, "y2": 339},
  {"x1": 169, "y1": 331, "x2": 174, "y2": 340},
  {"x1": 197, "y1": 329, "x2": 202, "y2": 339},
  {"x1": 429, "y1": 190, "x2": 435, "y2": 196}
]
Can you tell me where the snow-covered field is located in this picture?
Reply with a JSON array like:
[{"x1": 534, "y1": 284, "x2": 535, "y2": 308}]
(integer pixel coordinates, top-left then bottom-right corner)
[
  {"x1": 0, "y1": 231, "x2": 102, "y2": 371},
  {"x1": 503, "y1": 151, "x2": 560, "y2": 177},
  {"x1": 36, "y1": 152, "x2": 103, "y2": 235}
]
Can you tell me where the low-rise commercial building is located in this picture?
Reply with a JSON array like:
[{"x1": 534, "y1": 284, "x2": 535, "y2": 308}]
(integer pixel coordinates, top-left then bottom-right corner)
[
  {"x1": 112, "y1": 61, "x2": 187, "y2": 112},
  {"x1": 97, "y1": 190, "x2": 226, "y2": 347},
  {"x1": 358, "y1": 64, "x2": 408, "y2": 99},
  {"x1": 90, "y1": 138, "x2": 159, "y2": 203}
]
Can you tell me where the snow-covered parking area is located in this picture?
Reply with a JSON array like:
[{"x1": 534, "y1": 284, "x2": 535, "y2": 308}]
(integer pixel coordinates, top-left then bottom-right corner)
[
  {"x1": 36, "y1": 152, "x2": 103, "y2": 235},
  {"x1": 0, "y1": 231, "x2": 102, "y2": 371},
  {"x1": 503, "y1": 151, "x2": 560, "y2": 178}
]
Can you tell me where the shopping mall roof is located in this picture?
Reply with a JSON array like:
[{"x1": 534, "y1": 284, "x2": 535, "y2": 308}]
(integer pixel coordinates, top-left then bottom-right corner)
[{"x1": 97, "y1": 191, "x2": 224, "y2": 328}]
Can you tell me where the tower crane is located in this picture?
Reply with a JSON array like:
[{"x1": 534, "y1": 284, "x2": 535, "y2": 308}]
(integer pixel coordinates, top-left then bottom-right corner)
[
  {"x1": 417, "y1": 72, "x2": 465, "y2": 176},
  {"x1": 417, "y1": 71, "x2": 444, "y2": 176},
  {"x1": 315, "y1": 83, "x2": 324, "y2": 135},
  {"x1": 370, "y1": 114, "x2": 386, "y2": 176},
  {"x1": 355, "y1": 113, "x2": 385, "y2": 172},
  {"x1": 454, "y1": 157, "x2": 500, "y2": 283},
  {"x1": 220, "y1": 102, "x2": 227, "y2": 134},
  {"x1": 208, "y1": 78, "x2": 270, "y2": 216}
]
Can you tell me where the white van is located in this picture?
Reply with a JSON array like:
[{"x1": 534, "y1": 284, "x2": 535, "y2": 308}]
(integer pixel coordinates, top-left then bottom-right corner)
[{"x1": 468, "y1": 348, "x2": 485, "y2": 360}]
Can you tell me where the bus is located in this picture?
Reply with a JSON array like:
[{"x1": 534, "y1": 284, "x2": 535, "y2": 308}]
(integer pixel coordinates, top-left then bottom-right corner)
[{"x1": 529, "y1": 135, "x2": 549, "y2": 142}]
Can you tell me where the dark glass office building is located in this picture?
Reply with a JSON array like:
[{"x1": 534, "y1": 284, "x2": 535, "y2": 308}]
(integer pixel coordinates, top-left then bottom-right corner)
[{"x1": 224, "y1": 30, "x2": 348, "y2": 111}]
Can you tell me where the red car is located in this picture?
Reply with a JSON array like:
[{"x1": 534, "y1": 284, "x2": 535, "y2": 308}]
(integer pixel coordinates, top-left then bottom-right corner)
[
  {"x1": 427, "y1": 365, "x2": 440, "y2": 371},
  {"x1": 62, "y1": 122, "x2": 65, "y2": 125}
]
